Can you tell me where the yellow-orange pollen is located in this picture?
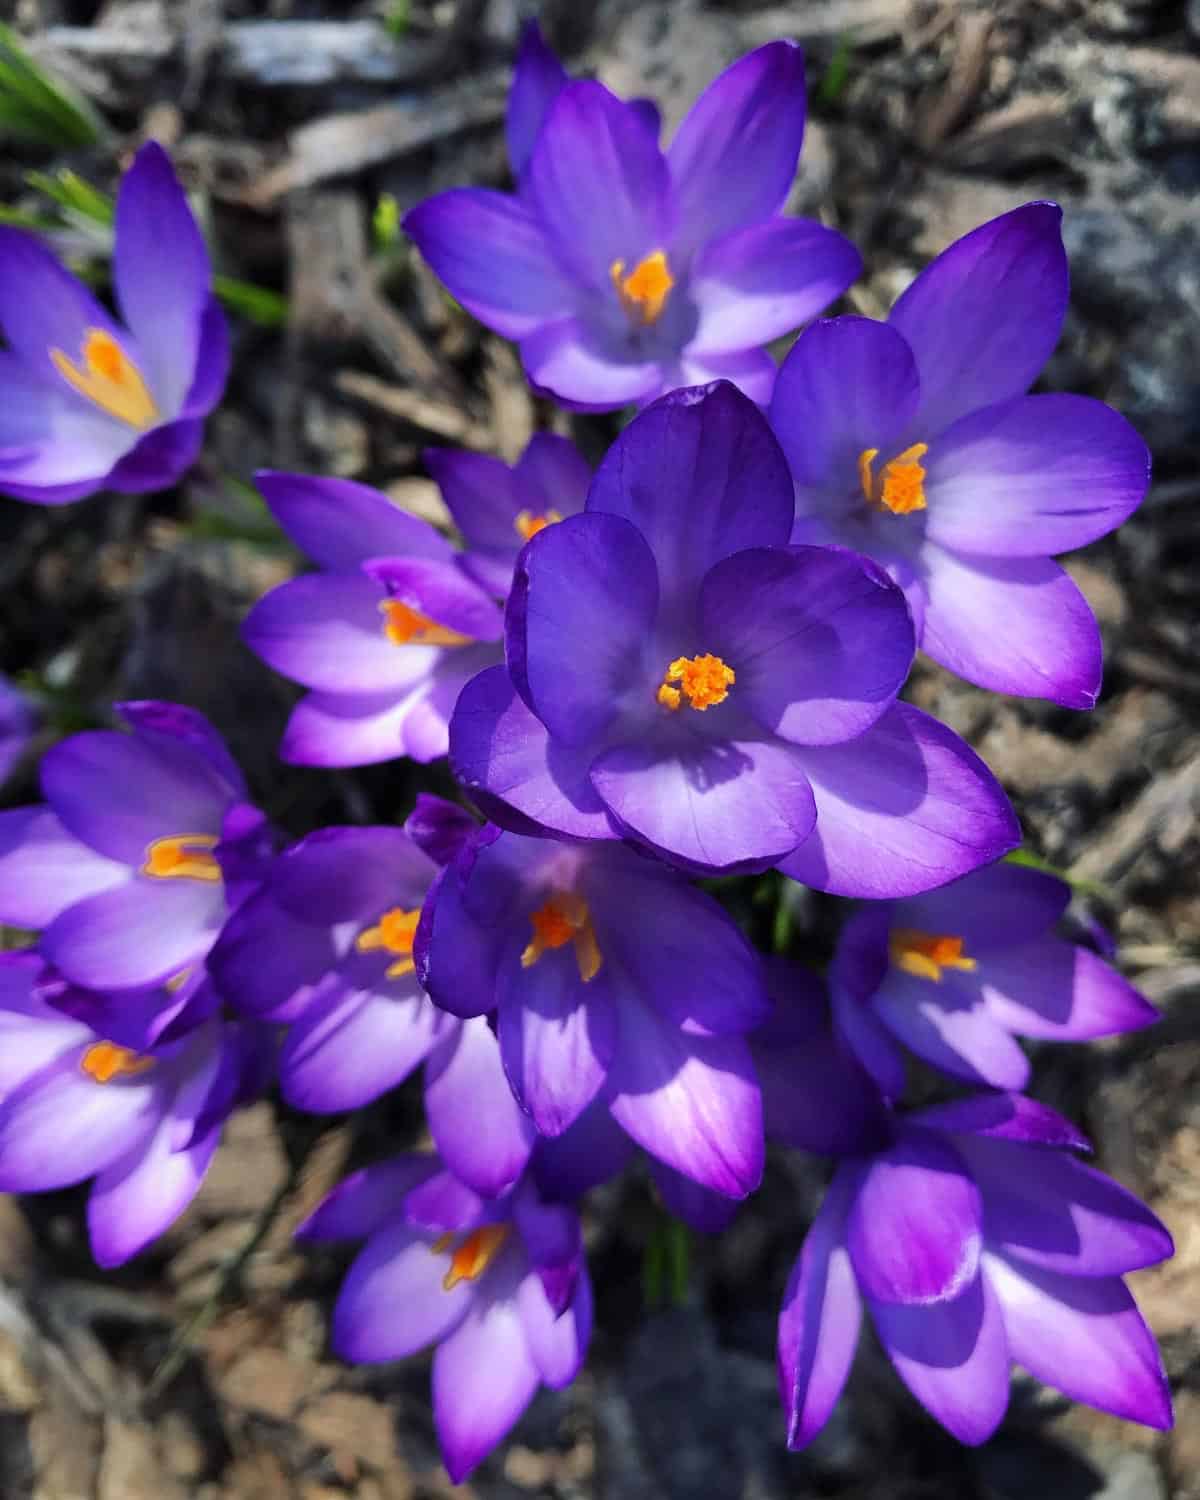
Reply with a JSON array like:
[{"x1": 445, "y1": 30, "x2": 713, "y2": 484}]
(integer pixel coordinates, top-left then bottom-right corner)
[
  {"x1": 50, "y1": 327, "x2": 159, "y2": 431},
  {"x1": 610, "y1": 249, "x2": 674, "y2": 327},
  {"x1": 521, "y1": 891, "x2": 602, "y2": 983},
  {"x1": 433, "y1": 1224, "x2": 512, "y2": 1290},
  {"x1": 355, "y1": 905, "x2": 421, "y2": 979},
  {"x1": 656, "y1": 653, "x2": 735, "y2": 713},
  {"x1": 81, "y1": 1041, "x2": 155, "y2": 1084},
  {"x1": 379, "y1": 599, "x2": 472, "y2": 648},
  {"x1": 858, "y1": 442, "x2": 930, "y2": 516},
  {"x1": 889, "y1": 928, "x2": 978, "y2": 983},
  {"x1": 514, "y1": 508, "x2": 563, "y2": 542},
  {"x1": 142, "y1": 834, "x2": 221, "y2": 883}
]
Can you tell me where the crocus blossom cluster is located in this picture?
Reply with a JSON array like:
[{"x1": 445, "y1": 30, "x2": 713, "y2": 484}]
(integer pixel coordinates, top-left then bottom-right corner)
[{"x1": 0, "y1": 19, "x2": 1172, "y2": 1488}]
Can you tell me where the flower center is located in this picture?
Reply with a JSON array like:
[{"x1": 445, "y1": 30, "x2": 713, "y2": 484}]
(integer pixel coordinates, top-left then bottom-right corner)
[
  {"x1": 379, "y1": 599, "x2": 472, "y2": 647},
  {"x1": 521, "y1": 892, "x2": 602, "y2": 983},
  {"x1": 514, "y1": 508, "x2": 563, "y2": 542},
  {"x1": 142, "y1": 834, "x2": 221, "y2": 882},
  {"x1": 355, "y1": 905, "x2": 421, "y2": 979},
  {"x1": 656, "y1": 654, "x2": 735, "y2": 712},
  {"x1": 889, "y1": 928, "x2": 977, "y2": 982},
  {"x1": 433, "y1": 1225, "x2": 511, "y2": 1291},
  {"x1": 610, "y1": 250, "x2": 674, "y2": 327},
  {"x1": 858, "y1": 443, "x2": 929, "y2": 515},
  {"x1": 81, "y1": 1041, "x2": 155, "y2": 1084},
  {"x1": 49, "y1": 327, "x2": 160, "y2": 431}
]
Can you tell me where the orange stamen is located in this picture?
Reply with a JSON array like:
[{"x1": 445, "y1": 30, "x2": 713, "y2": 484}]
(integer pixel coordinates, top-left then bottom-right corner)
[
  {"x1": 514, "y1": 508, "x2": 563, "y2": 542},
  {"x1": 657, "y1": 653, "x2": 735, "y2": 712},
  {"x1": 610, "y1": 250, "x2": 674, "y2": 327},
  {"x1": 142, "y1": 834, "x2": 221, "y2": 883},
  {"x1": 355, "y1": 905, "x2": 421, "y2": 979},
  {"x1": 521, "y1": 892, "x2": 602, "y2": 983},
  {"x1": 889, "y1": 928, "x2": 977, "y2": 983},
  {"x1": 81, "y1": 1041, "x2": 155, "y2": 1084},
  {"x1": 50, "y1": 328, "x2": 159, "y2": 430},
  {"x1": 379, "y1": 599, "x2": 472, "y2": 648},
  {"x1": 439, "y1": 1224, "x2": 511, "y2": 1290},
  {"x1": 858, "y1": 443, "x2": 929, "y2": 515}
]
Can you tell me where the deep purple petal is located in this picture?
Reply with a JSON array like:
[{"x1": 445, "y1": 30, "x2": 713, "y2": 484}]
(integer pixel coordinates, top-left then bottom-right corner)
[
  {"x1": 893, "y1": 859, "x2": 1068, "y2": 950},
  {"x1": 847, "y1": 1136, "x2": 982, "y2": 1304},
  {"x1": 114, "y1": 700, "x2": 245, "y2": 795},
  {"x1": 425, "y1": 1016, "x2": 538, "y2": 1198},
  {"x1": 42, "y1": 878, "x2": 225, "y2": 990},
  {"x1": 667, "y1": 42, "x2": 806, "y2": 257},
  {"x1": 507, "y1": 21, "x2": 569, "y2": 177},
  {"x1": 426, "y1": 447, "x2": 519, "y2": 555},
  {"x1": 0, "y1": 227, "x2": 127, "y2": 387},
  {"x1": 296, "y1": 1155, "x2": 438, "y2": 1242},
  {"x1": 872, "y1": 968, "x2": 1032, "y2": 1090},
  {"x1": 404, "y1": 794, "x2": 481, "y2": 869},
  {"x1": 650, "y1": 1158, "x2": 740, "y2": 1233},
  {"x1": 113, "y1": 142, "x2": 210, "y2": 414},
  {"x1": 689, "y1": 217, "x2": 861, "y2": 355},
  {"x1": 88, "y1": 1115, "x2": 218, "y2": 1267},
  {"x1": 106, "y1": 416, "x2": 205, "y2": 493},
  {"x1": 0, "y1": 807, "x2": 127, "y2": 927},
  {"x1": 269, "y1": 824, "x2": 434, "y2": 922},
  {"x1": 180, "y1": 296, "x2": 229, "y2": 417},
  {"x1": 984, "y1": 1253, "x2": 1171, "y2": 1428},
  {"x1": 779, "y1": 702, "x2": 1019, "y2": 898},
  {"x1": 533, "y1": 1096, "x2": 636, "y2": 1200},
  {"x1": 919, "y1": 546, "x2": 1102, "y2": 707},
  {"x1": 365, "y1": 555, "x2": 503, "y2": 643},
  {"x1": 778, "y1": 1168, "x2": 862, "y2": 1450},
  {"x1": 208, "y1": 885, "x2": 336, "y2": 1019},
  {"x1": 515, "y1": 433, "x2": 591, "y2": 518},
  {"x1": 405, "y1": 189, "x2": 574, "y2": 340},
  {"x1": 702, "y1": 545, "x2": 912, "y2": 745},
  {"x1": 909, "y1": 1091, "x2": 1091, "y2": 1151},
  {"x1": 925, "y1": 394, "x2": 1150, "y2": 557},
  {"x1": 889, "y1": 201, "x2": 1068, "y2": 436},
  {"x1": 255, "y1": 470, "x2": 453, "y2": 570},
  {"x1": 403, "y1": 1166, "x2": 487, "y2": 1232},
  {"x1": 831, "y1": 981, "x2": 908, "y2": 1100},
  {"x1": 332, "y1": 1221, "x2": 474, "y2": 1362},
  {"x1": 770, "y1": 316, "x2": 921, "y2": 492},
  {"x1": 978, "y1": 937, "x2": 1159, "y2": 1041}
]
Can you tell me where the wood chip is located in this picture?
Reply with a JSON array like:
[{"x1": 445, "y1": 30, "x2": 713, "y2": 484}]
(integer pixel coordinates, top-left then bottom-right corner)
[
  {"x1": 334, "y1": 371, "x2": 494, "y2": 450},
  {"x1": 939, "y1": 91, "x2": 1073, "y2": 171},
  {"x1": 914, "y1": 12, "x2": 993, "y2": 152}
]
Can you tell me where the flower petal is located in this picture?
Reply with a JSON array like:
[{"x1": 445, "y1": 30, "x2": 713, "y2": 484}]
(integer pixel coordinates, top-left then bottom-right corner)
[
  {"x1": 872, "y1": 968, "x2": 1032, "y2": 1090},
  {"x1": 779, "y1": 703, "x2": 1019, "y2": 898},
  {"x1": 667, "y1": 42, "x2": 807, "y2": 257},
  {"x1": 425, "y1": 1016, "x2": 538, "y2": 1198},
  {"x1": 889, "y1": 201, "x2": 1068, "y2": 436},
  {"x1": 978, "y1": 937, "x2": 1158, "y2": 1041},
  {"x1": 515, "y1": 1262, "x2": 592, "y2": 1388},
  {"x1": 702, "y1": 544, "x2": 912, "y2": 745},
  {"x1": 778, "y1": 1168, "x2": 862, "y2": 1449},
  {"x1": 924, "y1": 394, "x2": 1149, "y2": 557},
  {"x1": 180, "y1": 296, "x2": 229, "y2": 417},
  {"x1": 689, "y1": 217, "x2": 861, "y2": 355},
  {"x1": 533, "y1": 1097, "x2": 635, "y2": 1199},
  {"x1": 88, "y1": 1115, "x2": 218, "y2": 1267},
  {"x1": 893, "y1": 860, "x2": 1068, "y2": 950},
  {"x1": 919, "y1": 546, "x2": 1102, "y2": 707},
  {"x1": 909, "y1": 1091, "x2": 1090, "y2": 1151},
  {"x1": 506, "y1": 21, "x2": 568, "y2": 177},
  {"x1": 984, "y1": 1253, "x2": 1171, "y2": 1428},
  {"x1": 207, "y1": 887, "x2": 336, "y2": 1019},
  {"x1": 520, "y1": 317, "x2": 662, "y2": 410},
  {"x1": 0, "y1": 227, "x2": 127, "y2": 388},
  {"x1": 0, "y1": 807, "x2": 128, "y2": 927},
  {"x1": 425, "y1": 447, "x2": 519, "y2": 556},
  {"x1": 42, "y1": 878, "x2": 225, "y2": 990},
  {"x1": 296, "y1": 1156, "x2": 437, "y2": 1242},
  {"x1": 406, "y1": 188, "x2": 574, "y2": 340},
  {"x1": 256, "y1": 470, "x2": 452, "y2": 571},
  {"x1": 332, "y1": 1221, "x2": 474, "y2": 1362},
  {"x1": 269, "y1": 825, "x2": 434, "y2": 923}
]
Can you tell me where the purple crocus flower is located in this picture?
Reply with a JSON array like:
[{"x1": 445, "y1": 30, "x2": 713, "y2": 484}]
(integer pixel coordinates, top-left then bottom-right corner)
[
  {"x1": 0, "y1": 701, "x2": 272, "y2": 992},
  {"x1": 769, "y1": 204, "x2": 1150, "y2": 706},
  {"x1": 778, "y1": 1093, "x2": 1173, "y2": 1448},
  {"x1": 298, "y1": 1153, "x2": 591, "y2": 1484},
  {"x1": 405, "y1": 40, "x2": 861, "y2": 411},
  {"x1": 243, "y1": 472, "x2": 503, "y2": 766},
  {"x1": 416, "y1": 820, "x2": 769, "y2": 1198},
  {"x1": 0, "y1": 674, "x2": 37, "y2": 783},
  {"x1": 0, "y1": 143, "x2": 228, "y2": 505},
  {"x1": 831, "y1": 860, "x2": 1158, "y2": 1094},
  {"x1": 452, "y1": 381, "x2": 1018, "y2": 890},
  {"x1": 0, "y1": 953, "x2": 267, "y2": 1267},
  {"x1": 425, "y1": 431, "x2": 590, "y2": 598}
]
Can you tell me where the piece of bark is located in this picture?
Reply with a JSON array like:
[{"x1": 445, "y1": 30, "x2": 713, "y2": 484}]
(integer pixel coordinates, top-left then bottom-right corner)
[{"x1": 915, "y1": 12, "x2": 993, "y2": 152}]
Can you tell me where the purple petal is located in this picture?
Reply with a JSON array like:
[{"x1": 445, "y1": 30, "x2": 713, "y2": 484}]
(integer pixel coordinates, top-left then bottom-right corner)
[
  {"x1": 871, "y1": 968, "x2": 1033, "y2": 1090},
  {"x1": 667, "y1": 42, "x2": 806, "y2": 258},
  {"x1": 871, "y1": 1272, "x2": 1010, "y2": 1444},
  {"x1": 515, "y1": 1262, "x2": 592, "y2": 1387},
  {"x1": 889, "y1": 201, "x2": 1068, "y2": 436},
  {"x1": 332, "y1": 1221, "x2": 474, "y2": 1362},
  {"x1": 208, "y1": 886, "x2": 336, "y2": 1019},
  {"x1": 256, "y1": 470, "x2": 452, "y2": 571},
  {"x1": 533, "y1": 1097, "x2": 636, "y2": 1200},
  {"x1": 978, "y1": 937, "x2": 1159, "y2": 1041},
  {"x1": 432, "y1": 1249, "x2": 541, "y2": 1482},
  {"x1": 511, "y1": 511, "x2": 659, "y2": 745},
  {"x1": 521, "y1": 317, "x2": 663, "y2": 411},
  {"x1": 0, "y1": 960, "x2": 92, "y2": 1095},
  {"x1": 984, "y1": 1253, "x2": 1171, "y2": 1428},
  {"x1": 588, "y1": 382, "x2": 794, "y2": 600},
  {"x1": 88, "y1": 1115, "x2": 218, "y2": 1267},
  {"x1": 919, "y1": 546, "x2": 1102, "y2": 707},
  {"x1": 910, "y1": 1091, "x2": 1091, "y2": 1152},
  {"x1": 507, "y1": 21, "x2": 569, "y2": 177},
  {"x1": 404, "y1": 794, "x2": 481, "y2": 868},
  {"x1": 269, "y1": 824, "x2": 435, "y2": 923},
  {"x1": 607, "y1": 998, "x2": 763, "y2": 1197},
  {"x1": 690, "y1": 217, "x2": 861, "y2": 355},
  {"x1": 403, "y1": 1166, "x2": 487, "y2": 1232},
  {"x1": 0, "y1": 227, "x2": 127, "y2": 388},
  {"x1": 0, "y1": 807, "x2": 127, "y2": 927},
  {"x1": 0, "y1": 350, "x2": 132, "y2": 497},
  {"x1": 651, "y1": 1159, "x2": 740, "y2": 1233},
  {"x1": 778, "y1": 1169, "x2": 862, "y2": 1449},
  {"x1": 42, "y1": 878, "x2": 225, "y2": 990},
  {"x1": 514, "y1": 433, "x2": 591, "y2": 518},
  {"x1": 405, "y1": 188, "x2": 574, "y2": 341},
  {"x1": 114, "y1": 700, "x2": 244, "y2": 794},
  {"x1": 180, "y1": 296, "x2": 229, "y2": 417},
  {"x1": 113, "y1": 142, "x2": 210, "y2": 415},
  {"x1": 103, "y1": 417, "x2": 204, "y2": 493},
  {"x1": 925, "y1": 394, "x2": 1149, "y2": 557},
  {"x1": 426, "y1": 447, "x2": 519, "y2": 556},
  {"x1": 847, "y1": 1136, "x2": 982, "y2": 1304},
  {"x1": 425, "y1": 1016, "x2": 538, "y2": 1198},
  {"x1": 296, "y1": 1155, "x2": 438, "y2": 1242},
  {"x1": 770, "y1": 316, "x2": 921, "y2": 492},
  {"x1": 672, "y1": 345, "x2": 778, "y2": 407},
  {"x1": 449, "y1": 666, "x2": 619, "y2": 842},
  {"x1": 497, "y1": 939, "x2": 618, "y2": 1136},
  {"x1": 779, "y1": 702, "x2": 1019, "y2": 898},
  {"x1": 893, "y1": 859, "x2": 1068, "y2": 951},
  {"x1": 831, "y1": 982, "x2": 908, "y2": 1100},
  {"x1": 365, "y1": 555, "x2": 503, "y2": 643},
  {"x1": 702, "y1": 545, "x2": 912, "y2": 745},
  {"x1": 528, "y1": 81, "x2": 672, "y2": 292}
]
